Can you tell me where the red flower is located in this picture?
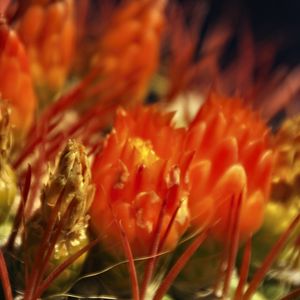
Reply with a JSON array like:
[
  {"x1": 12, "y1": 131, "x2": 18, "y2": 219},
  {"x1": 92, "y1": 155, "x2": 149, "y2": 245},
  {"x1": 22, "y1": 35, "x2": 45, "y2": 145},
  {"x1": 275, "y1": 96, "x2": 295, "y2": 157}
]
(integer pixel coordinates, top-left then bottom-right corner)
[
  {"x1": 90, "y1": 106, "x2": 192, "y2": 256},
  {"x1": 186, "y1": 93, "x2": 274, "y2": 240}
]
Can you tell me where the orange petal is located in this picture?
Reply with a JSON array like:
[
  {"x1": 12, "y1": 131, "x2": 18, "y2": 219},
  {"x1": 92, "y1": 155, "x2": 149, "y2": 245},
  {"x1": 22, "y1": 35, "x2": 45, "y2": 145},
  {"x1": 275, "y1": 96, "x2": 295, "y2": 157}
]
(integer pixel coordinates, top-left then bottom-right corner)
[
  {"x1": 240, "y1": 140, "x2": 265, "y2": 178},
  {"x1": 200, "y1": 112, "x2": 227, "y2": 156},
  {"x1": 190, "y1": 195, "x2": 214, "y2": 229},
  {"x1": 189, "y1": 160, "x2": 212, "y2": 204},
  {"x1": 212, "y1": 164, "x2": 247, "y2": 206},
  {"x1": 239, "y1": 190, "x2": 265, "y2": 238},
  {"x1": 209, "y1": 137, "x2": 238, "y2": 186},
  {"x1": 252, "y1": 150, "x2": 274, "y2": 198}
]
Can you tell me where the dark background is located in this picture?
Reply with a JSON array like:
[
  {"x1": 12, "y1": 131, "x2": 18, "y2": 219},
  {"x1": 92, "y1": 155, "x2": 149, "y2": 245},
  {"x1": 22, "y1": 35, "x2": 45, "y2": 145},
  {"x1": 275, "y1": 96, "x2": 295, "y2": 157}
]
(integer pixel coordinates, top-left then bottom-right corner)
[{"x1": 191, "y1": 0, "x2": 300, "y2": 67}]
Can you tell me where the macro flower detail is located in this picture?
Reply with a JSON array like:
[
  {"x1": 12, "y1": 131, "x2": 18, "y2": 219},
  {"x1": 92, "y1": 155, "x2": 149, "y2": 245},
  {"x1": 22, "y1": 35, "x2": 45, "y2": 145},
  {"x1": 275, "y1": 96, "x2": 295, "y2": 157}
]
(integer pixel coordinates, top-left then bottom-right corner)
[
  {"x1": 17, "y1": 0, "x2": 76, "y2": 92},
  {"x1": 90, "y1": 106, "x2": 191, "y2": 256},
  {"x1": 186, "y1": 93, "x2": 274, "y2": 240},
  {"x1": 0, "y1": 1, "x2": 299, "y2": 299},
  {"x1": 0, "y1": 18, "x2": 36, "y2": 135}
]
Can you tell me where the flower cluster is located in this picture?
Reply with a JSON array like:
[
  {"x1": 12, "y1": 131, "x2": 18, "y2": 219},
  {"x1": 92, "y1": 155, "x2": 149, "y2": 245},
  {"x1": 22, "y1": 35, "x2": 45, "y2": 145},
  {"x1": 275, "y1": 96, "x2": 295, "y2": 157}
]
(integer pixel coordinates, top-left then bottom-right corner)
[
  {"x1": 90, "y1": 95, "x2": 274, "y2": 258},
  {"x1": 0, "y1": 1, "x2": 299, "y2": 300}
]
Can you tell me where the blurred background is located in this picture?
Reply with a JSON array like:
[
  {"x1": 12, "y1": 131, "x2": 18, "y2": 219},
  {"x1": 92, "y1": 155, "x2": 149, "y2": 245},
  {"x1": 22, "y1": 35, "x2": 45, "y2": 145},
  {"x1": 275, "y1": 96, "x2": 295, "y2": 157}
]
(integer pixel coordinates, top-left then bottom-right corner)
[{"x1": 174, "y1": 0, "x2": 300, "y2": 126}]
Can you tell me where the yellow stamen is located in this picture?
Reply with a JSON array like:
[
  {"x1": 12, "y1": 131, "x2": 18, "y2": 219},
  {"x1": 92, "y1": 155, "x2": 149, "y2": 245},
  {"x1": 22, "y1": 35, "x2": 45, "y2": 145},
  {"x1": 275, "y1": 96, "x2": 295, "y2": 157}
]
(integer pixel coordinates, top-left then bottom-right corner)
[{"x1": 129, "y1": 137, "x2": 158, "y2": 165}]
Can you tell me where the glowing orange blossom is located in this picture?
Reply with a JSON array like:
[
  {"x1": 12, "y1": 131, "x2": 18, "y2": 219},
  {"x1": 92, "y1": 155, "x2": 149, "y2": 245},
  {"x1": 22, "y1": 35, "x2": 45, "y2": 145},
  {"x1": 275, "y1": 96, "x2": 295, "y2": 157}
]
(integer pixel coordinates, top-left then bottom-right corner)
[
  {"x1": 90, "y1": 106, "x2": 192, "y2": 256},
  {"x1": 186, "y1": 93, "x2": 275, "y2": 240}
]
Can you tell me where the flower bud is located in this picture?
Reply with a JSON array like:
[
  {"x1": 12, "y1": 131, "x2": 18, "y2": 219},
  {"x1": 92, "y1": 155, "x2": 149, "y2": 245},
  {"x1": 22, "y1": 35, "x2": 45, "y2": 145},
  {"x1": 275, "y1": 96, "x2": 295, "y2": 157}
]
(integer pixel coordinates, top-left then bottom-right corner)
[{"x1": 25, "y1": 140, "x2": 94, "y2": 294}]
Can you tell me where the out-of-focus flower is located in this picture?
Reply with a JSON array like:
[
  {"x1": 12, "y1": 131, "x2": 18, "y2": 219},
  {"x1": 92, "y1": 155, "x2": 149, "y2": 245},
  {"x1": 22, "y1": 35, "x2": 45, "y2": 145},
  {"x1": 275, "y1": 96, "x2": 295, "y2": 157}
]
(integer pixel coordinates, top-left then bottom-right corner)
[
  {"x1": 17, "y1": 0, "x2": 76, "y2": 93},
  {"x1": 253, "y1": 115, "x2": 300, "y2": 269},
  {"x1": 272, "y1": 115, "x2": 300, "y2": 189},
  {"x1": 92, "y1": 0, "x2": 166, "y2": 107},
  {"x1": 0, "y1": 18, "x2": 36, "y2": 136},
  {"x1": 24, "y1": 140, "x2": 94, "y2": 295},
  {"x1": 186, "y1": 93, "x2": 274, "y2": 240},
  {"x1": 90, "y1": 106, "x2": 191, "y2": 256},
  {"x1": 0, "y1": 102, "x2": 17, "y2": 227}
]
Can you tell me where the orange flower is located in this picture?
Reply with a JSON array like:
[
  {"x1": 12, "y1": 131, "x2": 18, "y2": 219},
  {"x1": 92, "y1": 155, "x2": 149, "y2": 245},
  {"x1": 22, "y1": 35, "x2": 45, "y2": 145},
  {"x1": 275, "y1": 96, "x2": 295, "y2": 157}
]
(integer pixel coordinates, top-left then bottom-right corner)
[
  {"x1": 17, "y1": 0, "x2": 76, "y2": 90},
  {"x1": 92, "y1": 0, "x2": 166, "y2": 106},
  {"x1": 186, "y1": 93, "x2": 274, "y2": 240},
  {"x1": 90, "y1": 106, "x2": 192, "y2": 256},
  {"x1": 0, "y1": 19, "x2": 36, "y2": 136}
]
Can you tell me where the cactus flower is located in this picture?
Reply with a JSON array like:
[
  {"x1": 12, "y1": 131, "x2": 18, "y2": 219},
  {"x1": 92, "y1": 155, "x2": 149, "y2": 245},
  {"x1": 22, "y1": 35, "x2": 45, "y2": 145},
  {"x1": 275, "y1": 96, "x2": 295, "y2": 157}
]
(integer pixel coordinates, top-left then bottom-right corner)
[
  {"x1": 90, "y1": 106, "x2": 192, "y2": 256},
  {"x1": 186, "y1": 94, "x2": 274, "y2": 240}
]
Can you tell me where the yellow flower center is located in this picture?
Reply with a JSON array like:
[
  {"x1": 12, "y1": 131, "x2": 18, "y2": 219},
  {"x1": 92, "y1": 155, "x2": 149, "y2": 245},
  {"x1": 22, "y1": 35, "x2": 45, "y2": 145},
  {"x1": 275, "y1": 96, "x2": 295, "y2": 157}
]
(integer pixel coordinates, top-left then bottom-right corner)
[{"x1": 129, "y1": 137, "x2": 158, "y2": 166}]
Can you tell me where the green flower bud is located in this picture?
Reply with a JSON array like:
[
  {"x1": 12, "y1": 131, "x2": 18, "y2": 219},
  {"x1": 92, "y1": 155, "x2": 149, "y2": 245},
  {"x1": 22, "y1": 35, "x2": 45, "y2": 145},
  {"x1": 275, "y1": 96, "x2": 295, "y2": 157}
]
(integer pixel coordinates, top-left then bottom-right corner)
[
  {"x1": 41, "y1": 139, "x2": 94, "y2": 232},
  {"x1": 25, "y1": 140, "x2": 94, "y2": 294}
]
